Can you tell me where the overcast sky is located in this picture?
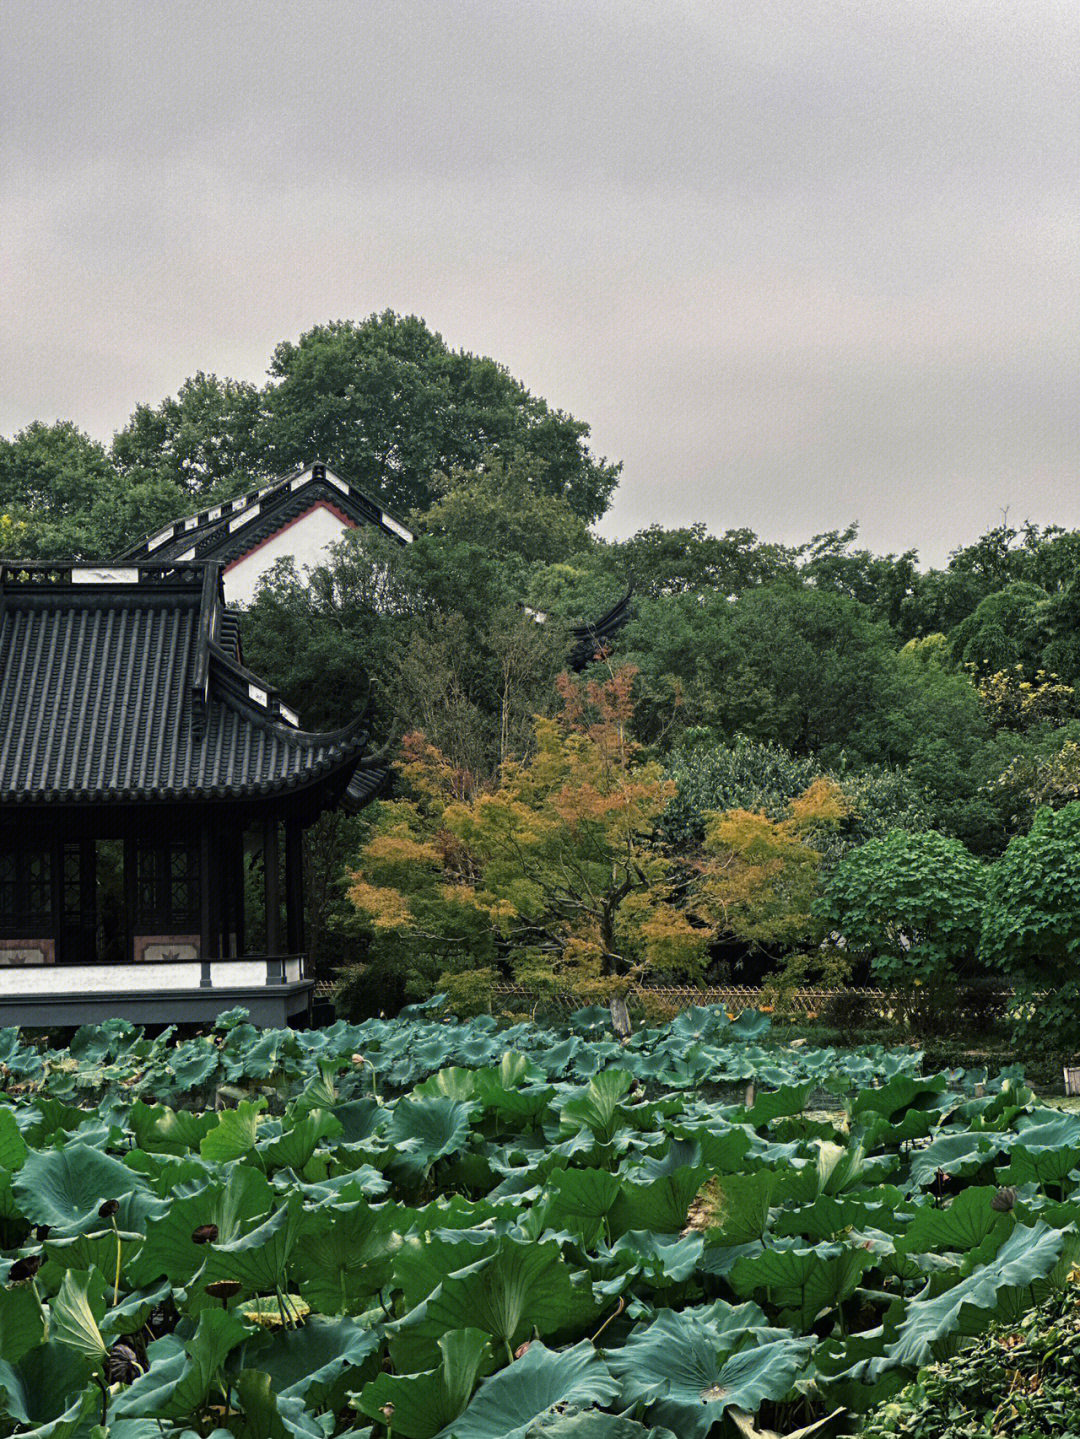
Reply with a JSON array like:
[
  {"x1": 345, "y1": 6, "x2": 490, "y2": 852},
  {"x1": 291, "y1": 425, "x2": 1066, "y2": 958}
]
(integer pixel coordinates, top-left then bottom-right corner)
[{"x1": 3, "y1": 1, "x2": 1077, "y2": 563}]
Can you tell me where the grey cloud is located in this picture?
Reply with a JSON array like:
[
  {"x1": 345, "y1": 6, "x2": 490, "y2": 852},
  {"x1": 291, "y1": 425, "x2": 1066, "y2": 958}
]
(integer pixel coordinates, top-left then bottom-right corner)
[{"x1": 2, "y1": 1, "x2": 1077, "y2": 565}]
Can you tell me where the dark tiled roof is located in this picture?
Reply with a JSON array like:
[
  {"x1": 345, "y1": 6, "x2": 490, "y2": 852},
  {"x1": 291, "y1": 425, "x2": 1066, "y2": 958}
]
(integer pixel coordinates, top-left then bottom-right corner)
[
  {"x1": 567, "y1": 588, "x2": 634, "y2": 670},
  {"x1": 118, "y1": 461, "x2": 413, "y2": 567},
  {"x1": 0, "y1": 562, "x2": 384, "y2": 809}
]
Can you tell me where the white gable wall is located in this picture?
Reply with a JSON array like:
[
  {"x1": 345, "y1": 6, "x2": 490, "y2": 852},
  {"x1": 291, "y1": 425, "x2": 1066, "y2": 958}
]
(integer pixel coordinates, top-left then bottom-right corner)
[{"x1": 224, "y1": 503, "x2": 354, "y2": 606}]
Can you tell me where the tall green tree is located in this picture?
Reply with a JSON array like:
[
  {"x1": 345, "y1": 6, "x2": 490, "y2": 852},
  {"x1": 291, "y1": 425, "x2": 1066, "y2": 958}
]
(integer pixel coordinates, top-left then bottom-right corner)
[
  {"x1": 111, "y1": 372, "x2": 269, "y2": 501},
  {"x1": 262, "y1": 313, "x2": 619, "y2": 521}
]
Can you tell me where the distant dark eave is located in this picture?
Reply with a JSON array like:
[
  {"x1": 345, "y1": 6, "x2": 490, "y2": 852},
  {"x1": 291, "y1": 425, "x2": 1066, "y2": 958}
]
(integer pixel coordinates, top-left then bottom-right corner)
[{"x1": 117, "y1": 461, "x2": 414, "y2": 565}]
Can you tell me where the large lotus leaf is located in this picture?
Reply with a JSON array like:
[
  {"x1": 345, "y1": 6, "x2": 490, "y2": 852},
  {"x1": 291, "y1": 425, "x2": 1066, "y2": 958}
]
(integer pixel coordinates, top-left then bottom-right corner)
[
  {"x1": 773, "y1": 1189, "x2": 905, "y2": 1243},
  {"x1": 0, "y1": 1342, "x2": 96, "y2": 1439},
  {"x1": 729, "y1": 1243, "x2": 874, "y2": 1329},
  {"x1": 702, "y1": 1169, "x2": 777, "y2": 1245},
  {"x1": 204, "y1": 1194, "x2": 301, "y2": 1293},
  {"x1": 607, "y1": 1306, "x2": 810, "y2": 1439},
  {"x1": 127, "y1": 1102, "x2": 217, "y2": 1156},
  {"x1": 333, "y1": 1098, "x2": 386, "y2": 1145},
  {"x1": 256, "y1": 1109, "x2": 342, "y2": 1173},
  {"x1": 540, "y1": 1168, "x2": 622, "y2": 1242},
  {"x1": 559, "y1": 1072, "x2": 635, "y2": 1144},
  {"x1": 132, "y1": 1165, "x2": 272, "y2": 1286},
  {"x1": 1002, "y1": 1141, "x2": 1080, "y2": 1190},
  {"x1": 229, "y1": 1367, "x2": 333, "y2": 1439},
  {"x1": 109, "y1": 1309, "x2": 247, "y2": 1421},
  {"x1": 384, "y1": 1098, "x2": 476, "y2": 1188},
  {"x1": 673, "y1": 1124, "x2": 754, "y2": 1174},
  {"x1": 905, "y1": 1132, "x2": 1008, "y2": 1190},
  {"x1": 894, "y1": 1188, "x2": 1012, "y2": 1256},
  {"x1": 850, "y1": 1075, "x2": 948, "y2": 1123},
  {"x1": 476, "y1": 1076, "x2": 555, "y2": 1126},
  {"x1": 390, "y1": 1238, "x2": 598, "y2": 1374},
  {"x1": 358, "y1": 1327, "x2": 492, "y2": 1439},
  {"x1": 433, "y1": 1340, "x2": 618, "y2": 1439},
  {"x1": 241, "y1": 1316, "x2": 379, "y2": 1408},
  {"x1": 530, "y1": 1415, "x2": 679, "y2": 1439},
  {"x1": 414, "y1": 1069, "x2": 481, "y2": 1102},
  {"x1": 167, "y1": 1040, "x2": 221, "y2": 1092},
  {"x1": 729, "y1": 1009, "x2": 772, "y2": 1040},
  {"x1": 0, "y1": 1283, "x2": 46, "y2": 1364},
  {"x1": 1014, "y1": 1111, "x2": 1080, "y2": 1148},
  {"x1": 124, "y1": 1149, "x2": 214, "y2": 1197},
  {"x1": 199, "y1": 1100, "x2": 268, "y2": 1163},
  {"x1": 740, "y1": 1083, "x2": 814, "y2": 1129},
  {"x1": 283, "y1": 1163, "x2": 388, "y2": 1203},
  {"x1": 394, "y1": 1231, "x2": 505, "y2": 1312},
  {"x1": 42, "y1": 1225, "x2": 145, "y2": 1295},
  {"x1": 293, "y1": 1198, "x2": 401, "y2": 1313},
  {"x1": 727, "y1": 1406, "x2": 848, "y2": 1439},
  {"x1": 609, "y1": 1165, "x2": 707, "y2": 1239},
  {"x1": 12, "y1": 1144, "x2": 153, "y2": 1236},
  {"x1": 48, "y1": 1269, "x2": 107, "y2": 1367},
  {"x1": 603, "y1": 1230, "x2": 704, "y2": 1287},
  {"x1": 0, "y1": 1105, "x2": 28, "y2": 1171},
  {"x1": 887, "y1": 1220, "x2": 1067, "y2": 1367}
]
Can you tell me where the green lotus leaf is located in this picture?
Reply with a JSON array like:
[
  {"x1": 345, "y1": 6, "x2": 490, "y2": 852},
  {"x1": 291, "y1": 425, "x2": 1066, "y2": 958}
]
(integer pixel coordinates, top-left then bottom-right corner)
[
  {"x1": 433, "y1": 1340, "x2": 618, "y2": 1439},
  {"x1": 850, "y1": 1075, "x2": 948, "y2": 1123},
  {"x1": 241, "y1": 1315, "x2": 380, "y2": 1408},
  {"x1": 199, "y1": 1100, "x2": 268, "y2": 1163},
  {"x1": 132, "y1": 1165, "x2": 273, "y2": 1286},
  {"x1": 530, "y1": 1415, "x2": 679, "y2": 1439},
  {"x1": 109, "y1": 1310, "x2": 246, "y2": 1421},
  {"x1": 888, "y1": 1220, "x2": 1068, "y2": 1367},
  {"x1": 293, "y1": 1197, "x2": 401, "y2": 1313},
  {"x1": 1002, "y1": 1141, "x2": 1080, "y2": 1190},
  {"x1": 609, "y1": 1165, "x2": 708, "y2": 1239},
  {"x1": 729, "y1": 1243, "x2": 874, "y2": 1329},
  {"x1": 203, "y1": 1194, "x2": 302, "y2": 1294},
  {"x1": 0, "y1": 1105, "x2": 28, "y2": 1171},
  {"x1": 604, "y1": 1230, "x2": 704, "y2": 1286},
  {"x1": 539, "y1": 1168, "x2": 622, "y2": 1242},
  {"x1": 701, "y1": 1169, "x2": 777, "y2": 1245},
  {"x1": 740, "y1": 1083, "x2": 814, "y2": 1129},
  {"x1": 0, "y1": 1283, "x2": 46, "y2": 1364},
  {"x1": 607, "y1": 1305, "x2": 810, "y2": 1439},
  {"x1": 383, "y1": 1098, "x2": 476, "y2": 1188},
  {"x1": 48, "y1": 1269, "x2": 107, "y2": 1367},
  {"x1": 773, "y1": 1189, "x2": 905, "y2": 1243},
  {"x1": 0, "y1": 1341, "x2": 96, "y2": 1439},
  {"x1": 12, "y1": 1144, "x2": 154, "y2": 1236},
  {"x1": 390, "y1": 1237, "x2": 599, "y2": 1374},
  {"x1": 127, "y1": 1103, "x2": 217, "y2": 1157},
  {"x1": 905, "y1": 1132, "x2": 1007, "y2": 1190},
  {"x1": 894, "y1": 1188, "x2": 1012, "y2": 1256},
  {"x1": 357, "y1": 1327, "x2": 492, "y2": 1438},
  {"x1": 414, "y1": 1068, "x2": 482, "y2": 1102},
  {"x1": 256, "y1": 1109, "x2": 342, "y2": 1174},
  {"x1": 560, "y1": 1072, "x2": 635, "y2": 1145},
  {"x1": 166, "y1": 1041, "x2": 221, "y2": 1092}
]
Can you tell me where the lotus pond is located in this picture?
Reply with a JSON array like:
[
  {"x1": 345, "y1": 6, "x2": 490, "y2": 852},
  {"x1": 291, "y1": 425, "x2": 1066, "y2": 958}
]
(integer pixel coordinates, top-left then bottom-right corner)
[{"x1": 0, "y1": 1004, "x2": 1075, "y2": 1439}]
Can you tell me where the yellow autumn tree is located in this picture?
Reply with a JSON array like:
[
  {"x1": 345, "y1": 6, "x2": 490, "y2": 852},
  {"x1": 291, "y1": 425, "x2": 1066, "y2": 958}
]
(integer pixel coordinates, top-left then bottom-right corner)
[
  {"x1": 694, "y1": 777, "x2": 848, "y2": 953},
  {"x1": 348, "y1": 666, "x2": 709, "y2": 1001}
]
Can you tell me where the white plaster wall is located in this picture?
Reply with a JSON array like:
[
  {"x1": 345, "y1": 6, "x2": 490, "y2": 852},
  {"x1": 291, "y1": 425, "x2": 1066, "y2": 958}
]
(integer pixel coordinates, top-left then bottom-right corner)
[
  {"x1": 0, "y1": 963, "x2": 202, "y2": 995},
  {"x1": 0, "y1": 960, "x2": 281, "y2": 995},
  {"x1": 212, "y1": 960, "x2": 266, "y2": 987},
  {"x1": 224, "y1": 506, "x2": 353, "y2": 606}
]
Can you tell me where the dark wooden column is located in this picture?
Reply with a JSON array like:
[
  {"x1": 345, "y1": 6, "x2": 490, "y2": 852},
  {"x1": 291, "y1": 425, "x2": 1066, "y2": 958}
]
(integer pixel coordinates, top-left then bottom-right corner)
[
  {"x1": 263, "y1": 819, "x2": 281, "y2": 956},
  {"x1": 123, "y1": 835, "x2": 138, "y2": 965},
  {"x1": 198, "y1": 828, "x2": 212, "y2": 984},
  {"x1": 284, "y1": 820, "x2": 305, "y2": 956}
]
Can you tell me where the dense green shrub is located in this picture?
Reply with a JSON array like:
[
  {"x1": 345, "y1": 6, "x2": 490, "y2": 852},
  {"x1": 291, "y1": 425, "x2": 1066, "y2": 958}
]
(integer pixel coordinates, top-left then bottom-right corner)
[
  {"x1": 981, "y1": 802, "x2": 1080, "y2": 1050},
  {"x1": 817, "y1": 830, "x2": 986, "y2": 989}
]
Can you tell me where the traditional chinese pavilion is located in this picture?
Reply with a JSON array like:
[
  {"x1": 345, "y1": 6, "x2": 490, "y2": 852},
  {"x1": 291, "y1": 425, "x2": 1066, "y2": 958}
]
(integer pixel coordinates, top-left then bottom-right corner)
[
  {"x1": 120, "y1": 458, "x2": 633, "y2": 666},
  {"x1": 0, "y1": 560, "x2": 386, "y2": 1026}
]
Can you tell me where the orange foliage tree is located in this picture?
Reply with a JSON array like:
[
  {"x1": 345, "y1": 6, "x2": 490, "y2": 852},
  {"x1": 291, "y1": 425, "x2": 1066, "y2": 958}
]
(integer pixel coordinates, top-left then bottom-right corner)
[{"x1": 348, "y1": 666, "x2": 709, "y2": 1000}]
